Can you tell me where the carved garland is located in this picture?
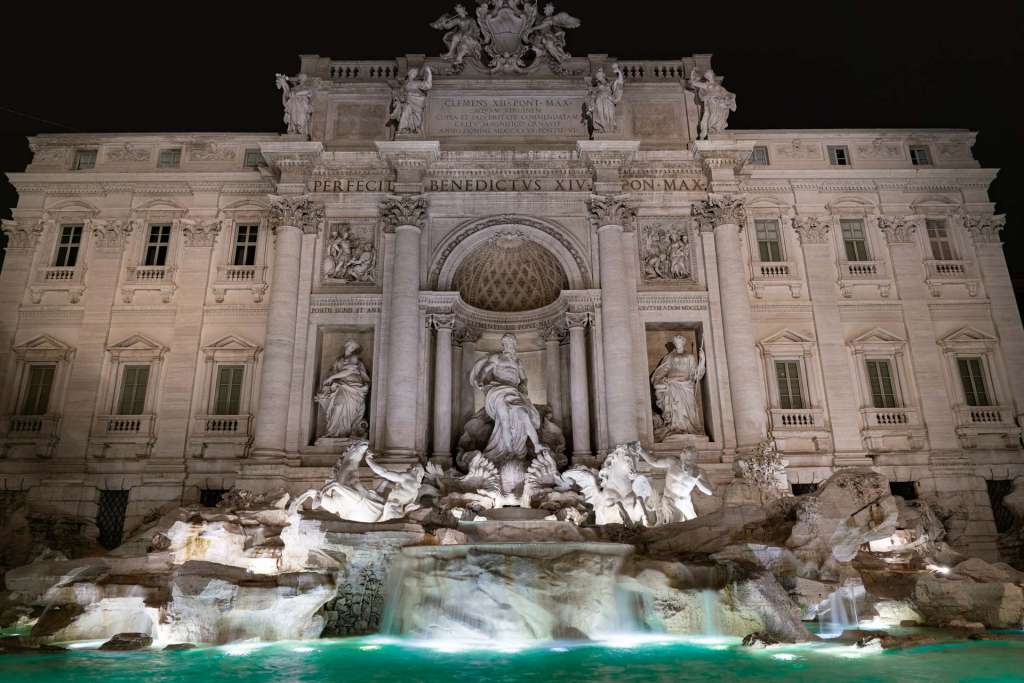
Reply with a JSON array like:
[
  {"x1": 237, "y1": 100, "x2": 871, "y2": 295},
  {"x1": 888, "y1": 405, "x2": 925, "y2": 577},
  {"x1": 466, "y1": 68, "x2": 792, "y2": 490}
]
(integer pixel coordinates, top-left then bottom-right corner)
[
  {"x1": 181, "y1": 219, "x2": 224, "y2": 248},
  {"x1": 962, "y1": 214, "x2": 1006, "y2": 245},
  {"x1": 88, "y1": 219, "x2": 134, "y2": 250},
  {"x1": 877, "y1": 216, "x2": 919, "y2": 244},
  {"x1": 792, "y1": 216, "x2": 832, "y2": 245}
]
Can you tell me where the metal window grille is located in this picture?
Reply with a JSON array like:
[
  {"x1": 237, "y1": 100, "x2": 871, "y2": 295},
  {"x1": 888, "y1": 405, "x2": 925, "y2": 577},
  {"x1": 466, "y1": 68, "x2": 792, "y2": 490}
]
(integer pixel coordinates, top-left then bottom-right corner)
[
  {"x1": 74, "y1": 149, "x2": 97, "y2": 170},
  {"x1": 243, "y1": 149, "x2": 262, "y2": 168},
  {"x1": 54, "y1": 225, "x2": 83, "y2": 267},
  {"x1": 96, "y1": 490, "x2": 130, "y2": 550},
  {"x1": 751, "y1": 145, "x2": 770, "y2": 165},
  {"x1": 909, "y1": 145, "x2": 932, "y2": 166},
  {"x1": 158, "y1": 148, "x2": 181, "y2": 168}
]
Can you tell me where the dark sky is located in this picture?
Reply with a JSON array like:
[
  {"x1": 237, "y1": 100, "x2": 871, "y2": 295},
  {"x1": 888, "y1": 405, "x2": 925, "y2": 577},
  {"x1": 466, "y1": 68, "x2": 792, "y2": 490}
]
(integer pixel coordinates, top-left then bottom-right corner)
[{"x1": 2, "y1": 2, "x2": 1021, "y2": 298}]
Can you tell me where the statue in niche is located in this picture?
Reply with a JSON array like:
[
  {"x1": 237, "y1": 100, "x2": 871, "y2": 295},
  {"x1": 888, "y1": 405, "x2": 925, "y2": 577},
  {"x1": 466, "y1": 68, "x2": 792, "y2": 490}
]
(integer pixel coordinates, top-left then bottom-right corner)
[
  {"x1": 688, "y1": 68, "x2": 736, "y2": 140},
  {"x1": 387, "y1": 67, "x2": 433, "y2": 137},
  {"x1": 314, "y1": 340, "x2": 370, "y2": 439},
  {"x1": 563, "y1": 443, "x2": 656, "y2": 527},
  {"x1": 430, "y1": 4, "x2": 483, "y2": 67},
  {"x1": 582, "y1": 65, "x2": 624, "y2": 138},
  {"x1": 638, "y1": 446, "x2": 713, "y2": 523},
  {"x1": 641, "y1": 225, "x2": 691, "y2": 281},
  {"x1": 323, "y1": 225, "x2": 376, "y2": 284},
  {"x1": 275, "y1": 73, "x2": 313, "y2": 139},
  {"x1": 523, "y1": 3, "x2": 581, "y2": 65},
  {"x1": 651, "y1": 335, "x2": 706, "y2": 441}
]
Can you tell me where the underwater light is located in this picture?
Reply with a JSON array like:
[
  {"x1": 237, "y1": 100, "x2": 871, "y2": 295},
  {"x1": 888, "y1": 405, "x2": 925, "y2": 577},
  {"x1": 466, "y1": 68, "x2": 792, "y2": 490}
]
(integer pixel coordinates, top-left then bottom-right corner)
[
  {"x1": 221, "y1": 641, "x2": 266, "y2": 657},
  {"x1": 291, "y1": 646, "x2": 316, "y2": 653},
  {"x1": 772, "y1": 653, "x2": 799, "y2": 662},
  {"x1": 65, "y1": 640, "x2": 108, "y2": 650}
]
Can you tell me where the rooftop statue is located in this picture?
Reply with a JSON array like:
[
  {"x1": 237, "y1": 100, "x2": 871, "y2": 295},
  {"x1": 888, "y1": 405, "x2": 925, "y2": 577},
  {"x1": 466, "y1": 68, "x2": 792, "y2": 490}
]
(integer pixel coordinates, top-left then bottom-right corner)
[
  {"x1": 275, "y1": 73, "x2": 313, "y2": 139},
  {"x1": 582, "y1": 65, "x2": 624, "y2": 138},
  {"x1": 430, "y1": 4, "x2": 484, "y2": 68},
  {"x1": 387, "y1": 67, "x2": 433, "y2": 137},
  {"x1": 688, "y1": 68, "x2": 737, "y2": 139}
]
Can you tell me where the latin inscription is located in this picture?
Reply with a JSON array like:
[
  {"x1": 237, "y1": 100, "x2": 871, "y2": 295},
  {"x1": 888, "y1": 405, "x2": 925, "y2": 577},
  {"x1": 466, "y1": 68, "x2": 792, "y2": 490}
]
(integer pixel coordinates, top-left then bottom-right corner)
[
  {"x1": 427, "y1": 96, "x2": 583, "y2": 137},
  {"x1": 311, "y1": 179, "x2": 395, "y2": 193}
]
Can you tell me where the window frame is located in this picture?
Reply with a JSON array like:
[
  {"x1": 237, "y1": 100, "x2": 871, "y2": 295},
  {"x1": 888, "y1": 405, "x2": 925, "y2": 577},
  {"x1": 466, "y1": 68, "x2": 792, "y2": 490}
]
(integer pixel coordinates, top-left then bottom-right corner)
[
  {"x1": 232, "y1": 223, "x2": 260, "y2": 267},
  {"x1": 925, "y1": 218, "x2": 958, "y2": 261},
  {"x1": 956, "y1": 356, "x2": 993, "y2": 408},
  {"x1": 827, "y1": 145, "x2": 851, "y2": 166},
  {"x1": 53, "y1": 224, "x2": 84, "y2": 268},
  {"x1": 865, "y1": 358, "x2": 901, "y2": 409},
  {"x1": 909, "y1": 145, "x2": 933, "y2": 166},
  {"x1": 754, "y1": 219, "x2": 785, "y2": 263},
  {"x1": 213, "y1": 364, "x2": 246, "y2": 416},
  {"x1": 750, "y1": 145, "x2": 770, "y2": 166},
  {"x1": 116, "y1": 364, "x2": 151, "y2": 416},
  {"x1": 73, "y1": 149, "x2": 97, "y2": 171},
  {"x1": 99, "y1": 334, "x2": 167, "y2": 421},
  {"x1": 143, "y1": 223, "x2": 172, "y2": 267},
  {"x1": 774, "y1": 360, "x2": 806, "y2": 410},
  {"x1": 243, "y1": 148, "x2": 263, "y2": 168},
  {"x1": 20, "y1": 364, "x2": 57, "y2": 416},
  {"x1": 157, "y1": 148, "x2": 182, "y2": 169},
  {"x1": 839, "y1": 218, "x2": 871, "y2": 262}
]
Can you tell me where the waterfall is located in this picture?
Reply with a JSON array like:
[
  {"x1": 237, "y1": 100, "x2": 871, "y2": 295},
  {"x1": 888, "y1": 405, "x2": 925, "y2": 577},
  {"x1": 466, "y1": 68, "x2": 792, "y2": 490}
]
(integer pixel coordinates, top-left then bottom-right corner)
[
  {"x1": 701, "y1": 589, "x2": 721, "y2": 637},
  {"x1": 817, "y1": 584, "x2": 861, "y2": 639}
]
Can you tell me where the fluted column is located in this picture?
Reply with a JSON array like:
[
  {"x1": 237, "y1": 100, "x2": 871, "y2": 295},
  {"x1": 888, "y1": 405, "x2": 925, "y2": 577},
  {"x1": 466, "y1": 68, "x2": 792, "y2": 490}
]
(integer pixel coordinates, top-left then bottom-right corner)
[
  {"x1": 431, "y1": 314, "x2": 455, "y2": 458},
  {"x1": 253, "y1": 195, "x2": 324, "y2": 457},
  {"x1": 542, "y1": 323, "x2": 566, "y2": 426},
  {"x1": 692, "y1": 196, "x2": 767, "y2": 450},
  {"x1": 566, "y1": 312, "x2": 593, "y2": 458},
  {"x1": 380, "y1": 195, "x2": 428, "y2": 457},
  {"x1": 588, "y1": 194, "x2": 640, "y2": 446},
  {"x1": 459, "y1": 327, "x2": 481, "y2": 430}
]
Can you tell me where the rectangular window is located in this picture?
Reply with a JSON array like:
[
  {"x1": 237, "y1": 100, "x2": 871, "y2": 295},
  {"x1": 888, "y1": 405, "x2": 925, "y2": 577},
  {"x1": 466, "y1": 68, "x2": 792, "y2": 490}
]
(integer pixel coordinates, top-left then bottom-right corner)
[
  {"x1": 73, "y1": 149, "x2": 97, "y2": 170},
  {"x1": 957, "y1": 357, "x2": 991, "y2": 407},
  {"x1": 866, "y1": 359, "x2": 899, "y2": 408},
  {"x1": 54, "y1": 225, "x2": 83, "y2": 267},
  {"x1": 751, "y1": 145, "x2": 770, "y2": 165},
  {"x1": 97, "y1": 490, "x2": 130, "y2": 550},
  {"x1": 909, "y1": 145, "x2": 932, "y2": 166},
  {"x1": 157, "y1": 148, "x2": 181, "y2": 168},
  {"x1": 21, "y1": 365, "x2": 56, "y2": 415},
  {"x1": 144, "y1": 224, "x2": 171, "y2": 266},
  {"x1": 791, "y1": 483, "x2": 818, "y2": 496},
  {"x1": 889, "y1": 481, "x2": 918, "y2": 501},
  {"x1": 840, "y1": 219, "x2": 870, "y2": 262},
  {"x1": 243, "y1": 149, "x2": 262, "y2": 168},
  {"x1": 233, "y1": 224, "x2": 259, "y2": 266},
  {"x1": 926, "y1": 219, "x2": 957, "y2": 261},
  {"x1": 828, "y1": 145, "x2": 851, "y2": 166},
  {"x1": 775, "y1": 361, "x2": 805, "y2": 410},
  {"x1": 755, "y1": 219, "x2": 784, "y2": 262},
  {"x1": 117, "y1": 365, "x2": 150, "y2": 415},
  {"x1": 213, "y1": 365, "x2": 245, "y2": 415}
]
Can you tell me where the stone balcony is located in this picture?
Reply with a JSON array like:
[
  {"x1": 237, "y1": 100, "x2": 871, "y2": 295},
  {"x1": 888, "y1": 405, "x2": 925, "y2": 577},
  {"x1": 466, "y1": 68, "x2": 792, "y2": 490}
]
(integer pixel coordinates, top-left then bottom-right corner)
[
  {"x1": 954, "y1": 405, "x2": 1021, "y2": 449},
  {"x1": 30, "y1": 267, "x2": 85, "y2": 304},
  {"x1": 95, "y1": 414, "x2": 155, "y2": 438},
  {"x1": 0, "y1": 414, "x2": 61, "y2": 459},
  {"x1": 860, "y1": 407, "x2": 927, "y2": 452},
  {"x1": 770, "y1": 408, "x2": 831, "y2": 454},
  {"x1": 121, "y1": 267, "x2": 176, "y2": 304},
  {"x1": 924, "y1": 259, "x2": 979, "y2": 297},
  {"x1": 188, "y1": 415, "x2": 254, "y2": 460},
  {"x1": 212, "y1": 265, "x2": 267, "y2": 304},
  {"x1": 750, "y1": 261, "x2": 802, "y2": 298},
  {"x1": 127, "y1": 265, "x2": 172, "y2": 282},
  {"x1": 838, "y1": 259, "x2": 891, "y2": 298}
]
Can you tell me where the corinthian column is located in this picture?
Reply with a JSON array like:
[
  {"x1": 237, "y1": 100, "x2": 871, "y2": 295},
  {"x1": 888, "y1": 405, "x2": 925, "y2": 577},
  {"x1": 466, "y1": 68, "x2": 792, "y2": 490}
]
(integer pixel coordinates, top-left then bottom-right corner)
[
  {"x1": 541, "y1": 323, "x2": 566, "y2": 426},
  {"x1": 431, "y1": 314, "x2": 455, "y2": 459},
  {"x1": 692, "y1": 195, "x2": 767, "y2": 450},
  {"x1": 566, "y1": 312, "x2": 593, "y2": 459},
  {"x1": 380, "y1": 195, "x2": 429, "y2": 458},
  {"x1": 253, "y1": 195, "x2": 324, "y2": 457},
  {"x1": 588, "y1": 194, "x2": 640, "y2": 446}
]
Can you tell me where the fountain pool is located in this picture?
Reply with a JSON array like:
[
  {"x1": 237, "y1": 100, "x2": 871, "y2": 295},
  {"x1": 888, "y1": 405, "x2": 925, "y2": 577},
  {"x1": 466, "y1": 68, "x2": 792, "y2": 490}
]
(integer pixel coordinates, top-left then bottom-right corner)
[{"x1": 2, "y1": 634, "x2": 1023, "y2": 683}]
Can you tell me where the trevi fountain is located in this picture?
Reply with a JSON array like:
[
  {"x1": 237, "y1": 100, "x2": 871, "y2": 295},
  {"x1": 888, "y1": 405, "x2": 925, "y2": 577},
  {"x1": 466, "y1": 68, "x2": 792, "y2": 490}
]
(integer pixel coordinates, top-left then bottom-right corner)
[{"x1": 1, "y1": 3, "x2": 1023, "y2": 682}]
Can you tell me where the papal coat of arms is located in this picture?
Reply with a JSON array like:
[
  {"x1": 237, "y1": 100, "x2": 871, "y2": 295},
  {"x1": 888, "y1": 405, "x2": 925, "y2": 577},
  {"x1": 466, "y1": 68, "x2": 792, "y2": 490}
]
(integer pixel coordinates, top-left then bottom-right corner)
[{"x1": 431, "y1": 1, "x2": 581, "y2": 73}]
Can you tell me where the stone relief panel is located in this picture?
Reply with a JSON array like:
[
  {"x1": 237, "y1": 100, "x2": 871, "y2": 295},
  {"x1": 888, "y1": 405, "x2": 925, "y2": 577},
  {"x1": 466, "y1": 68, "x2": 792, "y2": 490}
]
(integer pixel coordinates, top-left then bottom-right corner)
[
  {"x1": 630, "y1": 102, "x2": 684, "y2": 141},
  {"x1": 639, "y1": 221, "x2": 693, "y2": 283},
  {"x1": 772, "y1": 140, "x2": 823, "y2": 161},
  {"x1": 321, "y1": 221, "x2": 378, "y2": 286}
]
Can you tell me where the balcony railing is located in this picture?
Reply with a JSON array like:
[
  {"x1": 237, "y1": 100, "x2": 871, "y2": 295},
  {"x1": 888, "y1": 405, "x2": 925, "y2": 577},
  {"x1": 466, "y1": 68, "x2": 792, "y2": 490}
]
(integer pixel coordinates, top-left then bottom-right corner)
[
  {"x1": 39, "y1": 266, "x2": 81, "y2": 282},
  {"x1": 957, "y1": 405, "x2": 1012, "y2": 426},
  {"x1": 2, "y1": 414, "x2": 60, "y2": 437},
  {"x1": 754, "y1": 261, "x2": 794, "y2": 278},
  {"x1": 96, "y1": 414, "x2": 155, "y2": 437},
  {"x1": 216, "y1": 265, "x2": 264, "y2": 283},
  {"x1": 925, "y1": 259, "x2": 970, "y2": 279},
  {"x1": 328, "y1": 60, "x2": 399, "y2": 80},
  {"x1": 618, "y1": 61, "x2": 686, "y2": 81},
  {"x1": 861, "y1": 407, "x2": 919, "y2": 428},
  {"x1": 194, "y1": 414, "x2": 252, "y2": 436},
  {"x1": 127, "y1": 265, "x2": 171, "y2": 282},
  {"x1": 770, "y1": 408, "x2": 825, "y2": 430},
  {"x1": 841, "y1": 260, "x2": 884, "y2": 279}
]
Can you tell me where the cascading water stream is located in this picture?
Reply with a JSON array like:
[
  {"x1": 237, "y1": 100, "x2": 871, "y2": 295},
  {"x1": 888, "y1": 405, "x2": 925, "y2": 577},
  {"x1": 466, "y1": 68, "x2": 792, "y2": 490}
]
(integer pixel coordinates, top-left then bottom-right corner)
[{"x1": 817, "y1": 584, "x2": 861, "y2": 639}]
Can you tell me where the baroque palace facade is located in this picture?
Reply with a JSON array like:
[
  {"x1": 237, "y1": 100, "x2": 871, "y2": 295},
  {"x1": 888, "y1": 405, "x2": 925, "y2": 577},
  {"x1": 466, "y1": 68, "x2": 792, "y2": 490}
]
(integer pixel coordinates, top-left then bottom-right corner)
[{"x1": 1, "y1": 6, "x2": 1021, "y2": 558}]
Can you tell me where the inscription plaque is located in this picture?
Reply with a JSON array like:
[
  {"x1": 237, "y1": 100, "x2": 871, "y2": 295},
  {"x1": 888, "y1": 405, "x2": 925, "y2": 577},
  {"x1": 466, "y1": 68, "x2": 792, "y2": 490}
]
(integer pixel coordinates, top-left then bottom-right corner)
[{"x1": 426, "y1": 96, "x2": 584, "y2": 137}]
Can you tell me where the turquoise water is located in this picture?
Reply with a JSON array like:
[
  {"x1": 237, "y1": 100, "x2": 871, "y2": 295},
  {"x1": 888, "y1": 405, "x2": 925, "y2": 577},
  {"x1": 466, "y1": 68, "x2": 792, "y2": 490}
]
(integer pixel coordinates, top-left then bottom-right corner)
[{"x1": 2, "y1": 635, "x2": 1023, "y2": 683}]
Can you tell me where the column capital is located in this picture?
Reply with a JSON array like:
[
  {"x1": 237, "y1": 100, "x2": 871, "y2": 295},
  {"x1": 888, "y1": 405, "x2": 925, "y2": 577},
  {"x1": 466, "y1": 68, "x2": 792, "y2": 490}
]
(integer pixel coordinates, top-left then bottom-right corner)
[
  {"x1": 268, "y1": 194, "x2": 325, "y2": 235},
  {"x1": 962, "y1": 213, "x2": 1006, "y2": 245},
  {"x1": 565, "y1": 311, "x2": 592, "y2": 329},
  {"x1": 877, "y1": 215, "x2": 920, "y2": 244},
  {"x1": 86, "y1": 218, "x2": 134, "y2": 250},
  {"x1": 454, "y1": 324, "x2": 482, "y2": 347},
  {"x1": 792, "y1": 215, "x2": 832, "y2": 245},
  {"x1": 180, "y1": 218, "x2": 224, "y2": 248},
  {"x1": 430, "y1": 313, "x2": 457, "y2": 332},
  {"x1": 380, "y1": 194, "x2": 429, "y2": 233},
  {"x1": 587, "y1": 194, "x2": 637, "y2": 231},
  {"x1": 691, "y1": 194, "x2": 746, "y2": 232},
  {"x1": 1, "y1": 218, "x2": 45, "y2": 250},
  {"x1": 540, "y1": 323, "x2": 567, "y2": 343}
]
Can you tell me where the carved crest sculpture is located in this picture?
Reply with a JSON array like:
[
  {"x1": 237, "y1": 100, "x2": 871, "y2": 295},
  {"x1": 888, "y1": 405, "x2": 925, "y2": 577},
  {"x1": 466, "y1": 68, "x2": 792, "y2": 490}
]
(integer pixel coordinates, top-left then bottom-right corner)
[{"x1": 432, "y1": 1, "x2": 581, "y2": 73}]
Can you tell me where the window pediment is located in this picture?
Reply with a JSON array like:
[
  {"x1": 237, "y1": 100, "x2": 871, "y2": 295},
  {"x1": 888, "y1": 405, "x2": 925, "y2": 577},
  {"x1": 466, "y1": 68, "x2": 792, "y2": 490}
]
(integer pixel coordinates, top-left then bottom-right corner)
[
  {"x1": 849, "y1": 327, "x2": 906, "y2": 353},
  {"x1": 14, "y1": 334, "x2": 74, "y2": 361},
  {"x1": 759, "y1": 328, "x2": 816, "y2": 356},
  {"x1": 203, "y1": 335, "x2": 261, "y2": 362},
  {"x1": 108, "y1": 334, "x2": 168, "y2": 360},
  {"x1": 939, "y1": 326, "x2": 997, "y2": 352}
]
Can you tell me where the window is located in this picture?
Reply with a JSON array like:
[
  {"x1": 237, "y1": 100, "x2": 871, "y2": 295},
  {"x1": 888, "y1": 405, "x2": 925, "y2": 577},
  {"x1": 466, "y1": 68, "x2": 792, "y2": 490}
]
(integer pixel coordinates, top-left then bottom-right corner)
[
  {"x1": 144, "y1": 224, "x2": 171, "y2": 266},
  {"x1": 866, "y1": 359, "x2": 899, "y2": 408},
  {"x1": 751, "y1": 145, "x2": 770, "y2": 165},
  {"x1": 909, "y1": 145, "x2": 932, "y2": 166},
  {"x1": 73, "y1": 150, "x2": 97, "y2": 170},
  {"x1": 775, "y1": 361, "x2": 805, "y2": 410},
  {"x1": 233, "y1": 224, "x2": 259, "y2": 266},
  {"x1": 926, "y1": 219, "x2": 957, "y2": 261},
  {"x1": 986, "y1": 480, "x2": 1015, "y2": 533},
  {"x1": 54, "y1": 225, "x2": 83, "y2": 267},
  {"x1": 840, "y1": 219, "x2": 870, "y2": 262},
  {"x1": 157, "y1": 148, "x2": 181, "y2": 168},
  {"x1": 117, "y1": 365, "x2": 150, "y2": 415},
  {"x1": 791, "y1": 483, "x2": 818, "y2": 496},
  {"x1": 200, "y1": 489, "x2": 228, "y2": 508},
  {"x1": 97, "y1": 490, "x2": 130, "y2": 550},
  {"x1": 957, "y1": 357, "x2": 991, "y2": 407},
  {"x1": 213, "y1": 365, "x2": 245, "y2": 415},
  {"x1": 755, "y1": 219, "x2": 784, "y2": 262},
  {"x1": 20, "y1": 365, "x2": 55, "y2": 415},
  {"x1": 243, "y1": 149, "x2": 262, "y2": 168},
  {"x1": 828, "y1": 145, "x2": 850, "y2": 166},
  {"x1": 889, "y1": 481, "x2": 918, "y2": 501}
]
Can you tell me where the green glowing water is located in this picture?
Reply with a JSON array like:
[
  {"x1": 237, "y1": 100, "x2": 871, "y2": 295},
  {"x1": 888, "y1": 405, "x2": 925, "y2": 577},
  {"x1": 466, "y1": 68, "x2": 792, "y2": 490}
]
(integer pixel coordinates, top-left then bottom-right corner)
[{"x1": 2, "y1": 635, "x2": 1023, "y2": 683}]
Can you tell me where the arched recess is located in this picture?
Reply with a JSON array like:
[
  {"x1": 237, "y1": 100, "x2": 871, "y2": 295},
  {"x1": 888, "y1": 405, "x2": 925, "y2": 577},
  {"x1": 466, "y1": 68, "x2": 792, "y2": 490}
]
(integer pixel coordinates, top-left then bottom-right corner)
[{"x1": 429, "y1": 215, "x2": 591, "y2": 291}]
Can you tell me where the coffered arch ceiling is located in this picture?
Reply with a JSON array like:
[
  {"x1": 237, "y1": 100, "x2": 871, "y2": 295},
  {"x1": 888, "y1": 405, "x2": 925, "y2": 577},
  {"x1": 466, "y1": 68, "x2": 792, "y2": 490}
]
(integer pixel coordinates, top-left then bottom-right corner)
[{"x1": 454, "y1": 232, "x2": 568, "y2": 313}]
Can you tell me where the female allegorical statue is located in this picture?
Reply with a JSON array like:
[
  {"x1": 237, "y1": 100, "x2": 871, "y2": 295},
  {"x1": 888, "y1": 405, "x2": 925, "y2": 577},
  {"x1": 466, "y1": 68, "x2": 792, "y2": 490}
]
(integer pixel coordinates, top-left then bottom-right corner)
[
  {"x1": 650, "y1": 335, "x2": 706, "y2": 441},
  {"x1": 315, "y1": 340, "x2": 370, "y2": 438}
]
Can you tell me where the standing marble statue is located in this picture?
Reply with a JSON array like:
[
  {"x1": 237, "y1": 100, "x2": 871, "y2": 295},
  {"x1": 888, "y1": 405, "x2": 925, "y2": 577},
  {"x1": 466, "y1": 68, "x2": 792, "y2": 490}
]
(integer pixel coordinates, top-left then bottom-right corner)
[
  {"x1": 582, "y1": 65, "x2": 624, "y2": 137},
  {"x1": 651, "y1": 335, "x2": 706, "y2": 440},
  {"x1": 638, "y1": 446, "x2": 713, "y2": 523},
  {"x1": 688, "y1": 68, "x2": 736, "y2": 140},
  {"x1": 430, "y1": 5, "x2": 482, "y2": 67},
  {"x1": 275, "y1": 73, "x2": 313, "y2": 139},
  {"x1": 314, "y1": 340, "x2": 370, "y2": 438},
  {"x1": 388, "y1": 67, "x2": 433, "y2": 136}
]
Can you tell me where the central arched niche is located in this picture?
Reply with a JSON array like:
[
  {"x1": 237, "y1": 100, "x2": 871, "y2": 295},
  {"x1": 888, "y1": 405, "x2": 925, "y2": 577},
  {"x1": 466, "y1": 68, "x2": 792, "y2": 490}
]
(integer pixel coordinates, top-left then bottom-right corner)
[{"x1": 453, "y1": 232, "x2": 568, "y2": 313}]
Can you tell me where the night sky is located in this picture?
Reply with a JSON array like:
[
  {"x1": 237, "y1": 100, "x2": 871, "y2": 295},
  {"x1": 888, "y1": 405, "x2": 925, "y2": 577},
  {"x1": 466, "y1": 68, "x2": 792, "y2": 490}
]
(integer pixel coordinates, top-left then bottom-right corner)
[{"x1": 1, "y1": 2, "x2": 1021, "y2": 303}]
